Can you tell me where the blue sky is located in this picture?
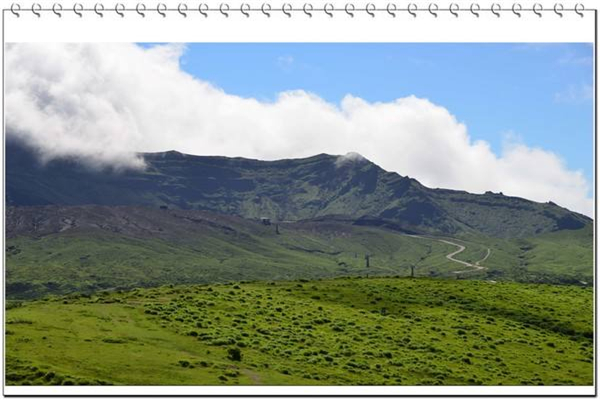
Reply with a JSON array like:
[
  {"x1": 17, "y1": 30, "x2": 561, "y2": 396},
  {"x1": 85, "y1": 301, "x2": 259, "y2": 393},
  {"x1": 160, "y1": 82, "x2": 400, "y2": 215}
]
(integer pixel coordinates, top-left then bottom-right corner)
[{"x1": 175, "y1": 43, "x2": 593, "y2": 191}]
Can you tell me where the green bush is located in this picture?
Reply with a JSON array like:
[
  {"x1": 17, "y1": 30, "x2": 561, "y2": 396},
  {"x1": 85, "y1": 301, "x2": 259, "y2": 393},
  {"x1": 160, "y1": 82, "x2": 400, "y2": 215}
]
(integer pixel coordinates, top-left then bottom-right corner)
[
  {"x1": 227, "y1": 348, "x2": 242, "y2": 362},
  {"x1": 101, "y1": 337, "x2": 127, "y2": 344},
  {"x1": 44, "y1": 371, "x2": 56, "y2": 382}
]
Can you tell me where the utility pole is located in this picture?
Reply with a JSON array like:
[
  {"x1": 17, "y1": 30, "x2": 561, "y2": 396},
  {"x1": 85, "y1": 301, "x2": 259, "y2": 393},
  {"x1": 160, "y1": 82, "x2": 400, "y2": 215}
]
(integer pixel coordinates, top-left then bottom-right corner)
[
  {"x1": 365, "y1": 254, "x2": 370, "y2": 268},
  {"x1": 410, "y1": 265, "x2": 415, "y2": 278},
  {"x1": 275, "y1": 224, "x2": 280, "y2": 235}
]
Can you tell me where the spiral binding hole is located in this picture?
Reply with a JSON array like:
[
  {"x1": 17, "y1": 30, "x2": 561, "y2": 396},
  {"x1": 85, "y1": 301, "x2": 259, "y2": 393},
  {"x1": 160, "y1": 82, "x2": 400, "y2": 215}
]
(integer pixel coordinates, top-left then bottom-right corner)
[{"x1": 7, "y1": 2, "x2": 586, "y2": 18}]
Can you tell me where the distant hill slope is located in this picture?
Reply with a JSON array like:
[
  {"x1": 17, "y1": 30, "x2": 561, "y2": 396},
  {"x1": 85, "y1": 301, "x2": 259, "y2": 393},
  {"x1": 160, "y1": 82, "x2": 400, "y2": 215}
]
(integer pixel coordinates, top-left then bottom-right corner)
[
  {"x1": 4, "y1": 205, "x2": 459, "y2": 298},
  {"x1": 6, "y1": 205, "x2": 593, "y2": 299},
  {"x1": 6, "y1": 140, "x2": 591, "y2": 238}
]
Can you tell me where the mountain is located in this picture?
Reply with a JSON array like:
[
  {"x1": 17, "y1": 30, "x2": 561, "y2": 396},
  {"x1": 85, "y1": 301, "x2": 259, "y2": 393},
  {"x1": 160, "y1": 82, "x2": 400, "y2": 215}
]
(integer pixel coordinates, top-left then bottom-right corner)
[
  {"x1": 5, "y1": 146, "x2": 594, "y2": 387},
  {"x1": 6, "y1": 140, "x2": 591, "y2": 239}
]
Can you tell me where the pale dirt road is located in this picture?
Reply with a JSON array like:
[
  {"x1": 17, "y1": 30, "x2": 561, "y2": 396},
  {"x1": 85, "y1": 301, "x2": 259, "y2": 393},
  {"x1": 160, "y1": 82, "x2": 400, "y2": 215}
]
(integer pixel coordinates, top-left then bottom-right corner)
[
  {"x1": 440, "y1": 240, "x2": 490, "y2": 274},
  {"x1": 407, "y1": 235, "x2": 491, "y2": 274}
]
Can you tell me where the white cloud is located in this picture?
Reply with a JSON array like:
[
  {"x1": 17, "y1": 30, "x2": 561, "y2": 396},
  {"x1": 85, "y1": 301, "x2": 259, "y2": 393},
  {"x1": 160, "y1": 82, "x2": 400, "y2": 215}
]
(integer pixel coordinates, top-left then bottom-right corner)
[
  {"x1": 559, "y1": 55, "x2": 593, "y2": 66},
  {"x1": 554, "y1": 83, "x2": 593, "y2": 104},
  {"x1": 5, "y1": 43, "x2": 593, "y2": 216},
  {"x1": 558, "y1": 51, "x2": 592, "y2": 66},
  {"x1": 335, "y1": 152, "x2": 366, "y2": 167},
  {"x1": 276, "y1": 55, "x2": 295, "y2": 71}
]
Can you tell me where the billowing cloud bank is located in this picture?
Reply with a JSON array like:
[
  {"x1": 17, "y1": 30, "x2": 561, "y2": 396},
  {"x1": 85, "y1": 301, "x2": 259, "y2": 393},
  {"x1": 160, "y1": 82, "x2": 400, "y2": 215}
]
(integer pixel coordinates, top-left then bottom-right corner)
[{"x1": 5, "y1": 43, "x2": 592, "y2": 216}]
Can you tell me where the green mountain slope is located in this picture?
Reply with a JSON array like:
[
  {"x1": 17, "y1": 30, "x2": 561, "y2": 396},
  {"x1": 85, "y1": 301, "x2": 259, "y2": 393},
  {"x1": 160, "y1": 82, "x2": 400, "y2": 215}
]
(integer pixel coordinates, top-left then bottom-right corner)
[
  {"x1": 7, "y1": 140, "x2": 591, "y2": 238},
  {"x1": 4, "y1": 205, "x2": 457, "y2": 299},
  {"x1": 6, "y1": 277, "x2": 593, "y2": 386},
  {"x1": 6, "y1": 205, "x2": 593, "y2": 299},
  {"x1": 465, "y1": 225, "x2": 594, "y2": 284}
]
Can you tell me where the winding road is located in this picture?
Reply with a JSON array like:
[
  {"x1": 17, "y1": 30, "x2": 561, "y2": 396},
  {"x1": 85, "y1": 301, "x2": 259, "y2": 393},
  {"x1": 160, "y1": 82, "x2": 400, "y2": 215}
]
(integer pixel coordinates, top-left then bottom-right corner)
[
  {"x1": 440, "y1": 240, "x2": 490, "y2": 274},
  {"x1": 407, "y1": 235, "x2": 491, "y2": 274}
]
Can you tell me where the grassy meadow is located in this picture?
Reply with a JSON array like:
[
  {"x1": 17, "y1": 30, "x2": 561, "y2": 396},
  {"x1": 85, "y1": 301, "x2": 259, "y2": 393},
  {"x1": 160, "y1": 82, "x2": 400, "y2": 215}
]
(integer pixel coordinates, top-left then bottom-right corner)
[{"x1": 6, "y1": 277, "x2": 593, "y2": 386}]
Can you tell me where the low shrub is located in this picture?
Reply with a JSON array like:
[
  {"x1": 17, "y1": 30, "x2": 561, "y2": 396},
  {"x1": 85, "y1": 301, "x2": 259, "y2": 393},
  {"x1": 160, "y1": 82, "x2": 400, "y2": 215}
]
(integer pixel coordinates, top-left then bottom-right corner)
[
  {"x1": 101, "y1": 337, "x2": 127, "y2": 344},
  {"x1": 227, "y1": 348, "x2": 242, "y2": 362}
]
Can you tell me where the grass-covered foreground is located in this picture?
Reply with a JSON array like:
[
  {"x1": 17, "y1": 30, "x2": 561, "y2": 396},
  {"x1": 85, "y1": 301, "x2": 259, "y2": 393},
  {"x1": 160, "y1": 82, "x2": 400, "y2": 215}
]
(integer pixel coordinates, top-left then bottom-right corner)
[{"x1": 6, "y1": 277, "x2": 593, "y2": 386}]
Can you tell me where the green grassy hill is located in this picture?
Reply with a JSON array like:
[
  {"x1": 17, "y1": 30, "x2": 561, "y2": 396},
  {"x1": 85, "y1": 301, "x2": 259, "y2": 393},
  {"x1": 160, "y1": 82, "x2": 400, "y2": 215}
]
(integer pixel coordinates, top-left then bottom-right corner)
[
  {"x1": 4, "y1": 206, "x2": 457, "y2": 299},
  {"x1": 6, "y1": 277, "x2": 593, "y2": 386},
  {"x1": 454, "y1": 224, "x2": 594, "y2": 284},
  {"x1": 6, "y1": 206, "x2": 592, "y2": 299}
]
